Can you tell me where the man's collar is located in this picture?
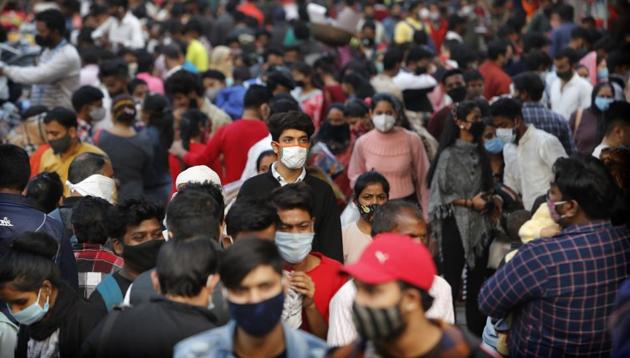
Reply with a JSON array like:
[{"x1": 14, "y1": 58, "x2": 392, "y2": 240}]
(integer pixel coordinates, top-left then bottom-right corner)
[{"x1": 271, "y1": 162, "x2": 306, "y2": 186}]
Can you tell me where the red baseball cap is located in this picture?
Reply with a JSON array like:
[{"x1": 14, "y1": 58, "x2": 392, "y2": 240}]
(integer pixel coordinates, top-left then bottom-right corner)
[{"x1": 341, "y1": 233, "x2": 436, "y2": 291}]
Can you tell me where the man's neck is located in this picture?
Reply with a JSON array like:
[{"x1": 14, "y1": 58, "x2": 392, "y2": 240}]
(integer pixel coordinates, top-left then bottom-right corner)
[
  {"x1": 119, "y1": 266, "x2": 140, "y2": 281},
  {"x1": 49, "y1": 37, "x2": 63, "y2": 48},
  {"x1": 275, "y1": 162, "x2": 303, "y2": 183},
  {"x1": 288, "y1": 253, "x2": 319, "y2": 272},
  {"x1": 241, "y1": 109, "x2": 261, "y2": 120},
  {"x1": 235, "y1": 324, "x2": 285, "y2": 357},
  {"x1": 380, "y1": 314, "x2": 443, "y2": 357},
  {"x1": 60, "y1": 141, "x2": 80, "y2": 160},
  {"x1": 383, "y1": 69, "x2": 398, "y2": 77},
  {"x1": 166, "y1": 293, "x2": 209, "y2": 308}
]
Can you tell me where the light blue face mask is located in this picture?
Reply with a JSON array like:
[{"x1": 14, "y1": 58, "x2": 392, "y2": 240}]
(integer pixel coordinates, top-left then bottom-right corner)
[
  {"x1": 275, "y1": 231, "x2": 314, "y2": 264},
  {"x1": 484, "y1": 137, "x2": 505, "y2": 154},
  {"x1": 9, "y1": 287, "x2": 50, "y2": 325},
  {"x1": 597, "y1": 68, "x2": 609, "y2": 80},
  {"x1": 496, "y1": 127, "x2": 516, "y2": 145},
  {"x1": 595, "y1": 96, "x2": 613, "y2": 112}
]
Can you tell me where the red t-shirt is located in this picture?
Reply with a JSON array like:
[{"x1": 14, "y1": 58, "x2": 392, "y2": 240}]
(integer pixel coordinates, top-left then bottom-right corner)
[
  {"x1": 183, "y1": 119, "x2": 268, "y2": 185},
  {"x1": 479, "y1": 60, "x2": 512, "y2": 100},
  {"x1": 301, "y1": 252, "x2": 347, "y2": 330}
]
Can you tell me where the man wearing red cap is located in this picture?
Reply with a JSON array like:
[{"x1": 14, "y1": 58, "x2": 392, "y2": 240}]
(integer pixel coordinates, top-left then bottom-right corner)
[{"x1": 330, "y1": 234, "x2": 495, "y2": 357}]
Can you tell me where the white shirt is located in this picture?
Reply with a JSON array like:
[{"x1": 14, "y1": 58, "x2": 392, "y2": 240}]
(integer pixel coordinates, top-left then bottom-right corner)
[
  {"x1": 93, "y1": 12, "x2": 145, "y2": 50},
  {"x1": 550, "y1": 72, "x2": 593, "y2": 119},
  {"x1": 327, "y1": 277, "x2": 454, "y2": 347},
  {"x1": 3, "y1": 40, "x2": 80, "y2": 109},
  {"x1": 240, "y1": 134, "x2": 273, "y2": 181},
  {"x1": 271, "y1": 162, "x2": 306, "y2": 187},
  {"x1": 503, "y1": 125, "x2": 567, "y2": 211},
  {"x1": 592, "y1": 142, "x2": 610, "y2": 159}
]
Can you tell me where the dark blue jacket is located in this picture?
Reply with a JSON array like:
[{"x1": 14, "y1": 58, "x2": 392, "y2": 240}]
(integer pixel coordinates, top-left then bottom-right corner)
[{"x1": 0, "y1": 193, "x2": 78, "y2": 289}]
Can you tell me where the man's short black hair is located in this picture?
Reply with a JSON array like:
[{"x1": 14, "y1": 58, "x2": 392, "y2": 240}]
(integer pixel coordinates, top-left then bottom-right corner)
[
  {"x1": 353, "y1": 171, "x2": 390, "y2": 202},
  {"x1": 0, "y1": 144, "x2": 31, "y2": 191},
  {"x1": 264, "y1": 47, "x2": 284, "y2": 61},
  {"x1": 371, "y1": 200, "x2": 423, "y2": 236},
  {"x1": 524, "y1": 50, "x2": 552, "y2": 72},
  {"x1": 604, "y1": 101, "x2": 630, "y2": 135},
  {"x1": 269, "y1": 96, "x2": 300, "y2": 117},
  {"x1": 383, "y1": 47, "x2": 404, "y2": 71},
  {"x1": 219, "y1": 238, "x2": 283, "y2": 290},
  {"x1": 183, "y1": 18, "x2": 203, "y2": 35},
  {"x1": 570, "y1": 26, "x2": 589, "y2": 42},
  {"x1": 25, "y1": 172, "x2": 64, "y2": 213},
  {"x1": 553, "y1": 155, "x2": 618, "y2": 220},
  {"x1": 99, "y1": 59, "x2": 129, "y2": 79},
  {"x1": 464, "y1": 70, "x2": 484, "y2": 83},
  {"x1": 607, "y1": 50, "x2": 630, "y2": 74},
  {"x1": 441, "y1": 68, "x2": 464, "y2": 85},
  {"x1": 201, "y1": 70, "x2": 226, "y2": 82},
  {"x1": 266, "y1": 71, "x2": 295, "y2": 93},
  {"x1": 71, "y1": 196, "x2": 112, "y2": 245},
  {"x1": 43, "y1": 107, "x2": 78, "y2": 129},
  {"x1": 106, "y1": 199, "x2": 164, "y2": 241},
  {"x1": 68, "y1": 152, "x2": 109, "y2": 184},
  {"x1": 554, "y1": 47, "x2": 579, "y2": 65},
  {"x1": 244, "y1": 84, "x2": 272, "y2": 109},
  {"x1": 490, "y1": 97, "x2": 522, "y2": 120},
  {"x1": 406, "y1": 45, "x2": 434, "y2": 63},
  {"x1": 487, "y1": 40, "x2": 510, "y2": 61},
  {"x1": 267, "y1": 110, "x2": 314, "y2": 142},
  {"x1": 35, "y1": 9, "x2": 66, "y2": 36},
  {"x1": 71, "y1": 85, "x2": 104, "y2": 112},
  {"x1": 522, "y1": 32, "x2": 550, "y2": 53},
  {"x1": 512, "y1": 72, "x2": 545, "y2": 102},
  {"x1": 157, "y1": 237, "x2": 219, "y2": 297},
  {"x1": 165, "y1": 70, "x2": 204, "y2": 97},
  {"x1": 226, "y1": 198, "x2": 278, "y2": 238},
  {"x1": 166, "y1": 186, "x2": 222, "y2": 241},
  {"x1": 552, "y1": 3, "x2": 574, "y2": 23},
  {"x1": 162, "y1": 44, "x2": 184, "y2": 60},
  {"x1": 270, "y1": 183, "x2": 314, "y2": 218}
]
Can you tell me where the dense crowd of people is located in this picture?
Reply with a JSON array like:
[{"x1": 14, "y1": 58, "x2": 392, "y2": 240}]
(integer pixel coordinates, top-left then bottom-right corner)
[{"x1": 0, "y1": 0, "x2": 630, "y2": 357}]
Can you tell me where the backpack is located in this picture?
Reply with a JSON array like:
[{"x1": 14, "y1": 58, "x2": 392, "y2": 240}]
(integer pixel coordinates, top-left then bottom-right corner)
[{"x1": 95, "y1": 274, "x2": 124, "y2": 312}]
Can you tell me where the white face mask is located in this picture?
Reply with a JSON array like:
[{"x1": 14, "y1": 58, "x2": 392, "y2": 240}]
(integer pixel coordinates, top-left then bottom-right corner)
[
  {"x1": 372, "y1": 114, "x2": 396, "y2": 133},
  {"x1": 496, "y1": 127, "x2": 516, "y2": 144},
  {"x1": 280, "y1": 146, "x2": 308, "y2": 169},
  {"x1": 89, "y1": 107, "x2": 107, "y2": 122},
  {"x1": 66, "y1": 174, "x2": 117, "y2": 204}
]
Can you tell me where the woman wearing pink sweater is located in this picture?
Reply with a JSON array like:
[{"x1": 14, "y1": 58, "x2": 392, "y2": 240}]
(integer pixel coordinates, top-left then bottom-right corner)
[{"x1": 348, "y1": 93, "x2": 430, "y2": 216}]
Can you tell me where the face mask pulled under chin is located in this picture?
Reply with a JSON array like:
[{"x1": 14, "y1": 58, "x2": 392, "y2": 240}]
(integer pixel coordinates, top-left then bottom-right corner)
[{"x1": 66, "y1": 174, "x2": 117, "y2": 204}]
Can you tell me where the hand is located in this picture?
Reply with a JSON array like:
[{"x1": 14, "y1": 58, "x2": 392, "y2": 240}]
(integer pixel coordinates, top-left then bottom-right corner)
[
  {"x1": 471, "y1": 193, "x2": 488, "y2": 212},
  {"x1": 169, "y1": 140, "x2": 187, "y2": 158},
  {"x1": 289, "y1": 271, "x2": 315, "y2": 308}
]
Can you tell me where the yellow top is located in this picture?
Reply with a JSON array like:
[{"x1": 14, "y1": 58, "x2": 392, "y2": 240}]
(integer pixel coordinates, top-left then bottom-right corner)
[
  {"x1": 394, "y1": 17, "x2": 427, "y2": 45},
  {"x1": 186, "y1": 39, "x2": 209, "y2": 72},
  {"x1": 38, "y1": 142, "x2": 106, "y2": 195}
]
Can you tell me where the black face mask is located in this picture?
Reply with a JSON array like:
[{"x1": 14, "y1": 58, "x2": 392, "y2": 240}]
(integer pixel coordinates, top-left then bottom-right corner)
[
  {"x1": 49, "y1": 134, "x2": 72, "y2": 155},
  {"x1": 556, "y1": 70, "x2": 573, "y2": 81},
  {"x1": 447, "y1": 86, "x2": 467, "y2": 103},
  {"x1": 294, "y1": 80, "x2": 306, "y2": 88},
  {"x1": 35, "y1": 35, "x2": 52, "y2": 48},
  {"x1": 415, "y1": 66, "x2": 428, "y2": 75},
  {"x1": 469, "y1": 121, "x2": 485, "y2": 139},
  {"x1": 122, "y1": 239, "x2": 164, "y2": 273}
]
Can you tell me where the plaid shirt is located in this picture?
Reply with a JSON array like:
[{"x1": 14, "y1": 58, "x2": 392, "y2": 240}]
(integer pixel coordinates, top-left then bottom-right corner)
[
  {"x1": 73, "y1": 243, "x2": 124, "y2": 299},
  {"x1": 522, "y1": 102, "x2": 576, "y2": 155},
  {"x1": 77, "y1": 118, "x2": 94, "y2": 144},
  {"x1": 479, "y1": 221, "x2": 630, "y2": 357}
]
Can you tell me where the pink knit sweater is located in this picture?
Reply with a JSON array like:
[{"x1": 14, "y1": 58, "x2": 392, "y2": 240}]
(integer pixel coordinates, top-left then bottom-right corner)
[{"x1": 348, "y1": 127, "x2": 430, "y2": 216}]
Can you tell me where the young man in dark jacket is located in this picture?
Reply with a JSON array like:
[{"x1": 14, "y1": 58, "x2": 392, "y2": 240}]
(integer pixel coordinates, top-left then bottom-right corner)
[{"x1": 237, "y1": 111, "x2": 343, "y2": 262}]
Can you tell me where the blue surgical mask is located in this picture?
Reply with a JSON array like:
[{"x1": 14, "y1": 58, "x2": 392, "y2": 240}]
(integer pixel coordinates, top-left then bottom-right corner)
[
  {"x1": 484, "y1": 137, "x2": 505, "y2": 154},
  {"x1": 496, "y1": 127, "x2": 516, "y2": 145},
  {"x1": 228, "y1": 291, "x2": 285, "y2": 337},
  {"x1": 597, "y1": 68, "x2": 609, "y2": 80},
  {"x1": 275, "y1": 231, "x2": 313, "y2": 264},
  {"x1": 9, "y1": 287, "x2": 50, "y2": 325},
  {"x1": 595, "y1": 96, "x2": 613, "y2": 112}
]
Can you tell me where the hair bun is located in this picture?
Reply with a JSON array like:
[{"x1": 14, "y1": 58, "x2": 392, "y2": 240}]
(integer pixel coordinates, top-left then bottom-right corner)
[{"x1": 11, "y1": 232, "x2": 58, "y2": 260}]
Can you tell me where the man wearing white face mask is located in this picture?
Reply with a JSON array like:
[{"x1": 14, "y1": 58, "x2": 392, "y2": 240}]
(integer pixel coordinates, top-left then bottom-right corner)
[
  {"x1": 490, "y1": 98, "x2": 567, "y2": 211},
  {"x1": 270, "y1": 183, "x2": 347, "y2": 339},
  {"x1": 238, "y1": 111, "x2": 344, "y2": 263},
  {"x1": 72, "y1": 86, "x2": 107, "y2": 144},
  {"x1": 81, "y1": 238, "x2": 221, "y2": 357}
]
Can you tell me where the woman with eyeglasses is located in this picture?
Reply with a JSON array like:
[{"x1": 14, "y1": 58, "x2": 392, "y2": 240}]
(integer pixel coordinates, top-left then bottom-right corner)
[{"x1": 427, "y1": 100, "x2": 498, "y2": 336}]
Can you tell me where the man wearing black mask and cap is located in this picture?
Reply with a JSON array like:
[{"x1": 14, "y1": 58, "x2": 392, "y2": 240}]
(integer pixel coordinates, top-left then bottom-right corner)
[
  {"x1": 0, "y1": 9, "x2": 80, "y2": 109},
  {"x1": 428, "y1": 68, "x2": 467, "y2": 140},
  {"x1": 88, "y1": 199, "x2": 165, "y2": 314}
]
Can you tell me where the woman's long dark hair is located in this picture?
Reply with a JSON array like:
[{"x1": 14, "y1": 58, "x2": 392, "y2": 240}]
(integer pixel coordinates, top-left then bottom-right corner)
[
  {"x1": 590, "y1": 81, "x2": 616, "y2": 140},
  {"x1": 143, "y1": 94, "x2": 174, "y2": 167},
  {"x1": 427, "y1": 101, "x2": 494, "y2": 192},
  {"x1": 371, "y1": 93, "x2": 412, "y2": 130}
]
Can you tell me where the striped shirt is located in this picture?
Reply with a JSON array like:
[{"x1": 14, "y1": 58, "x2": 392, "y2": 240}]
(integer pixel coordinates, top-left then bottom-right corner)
[{"x1": 479, "y1": 221, "x2": 630, "y2": 357}]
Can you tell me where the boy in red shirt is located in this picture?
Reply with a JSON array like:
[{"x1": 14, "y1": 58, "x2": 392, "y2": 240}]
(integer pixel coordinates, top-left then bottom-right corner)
[{"x1": 270, "y1": 183, "x2": 347, "y2": 339}]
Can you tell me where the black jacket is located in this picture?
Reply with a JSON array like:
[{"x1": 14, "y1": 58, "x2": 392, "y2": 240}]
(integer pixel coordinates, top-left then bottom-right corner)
[
  {"x1": 80, "y1": 297, "x2": 218, "y2": 357},
  {"x1": 15, "y1": 282, "x2": 105, "y2": 358},
  {"x1": 238, "y1": 170, "x2": 343, "y2": 262}
]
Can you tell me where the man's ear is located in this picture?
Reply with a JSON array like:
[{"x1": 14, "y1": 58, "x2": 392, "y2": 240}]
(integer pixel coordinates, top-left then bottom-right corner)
[
  {"x1": 271, "y1": 141, "x2": 280, "y2": 155},
  {"x1": 564, "y1": 200, "x2": 580, "y2": 218},
  {"x1": 401, "y1": 288, "x2": 421, "y2": 314},
  {"x1": 68, "y1": 126, "x2": 78, "y2": 139},
  {"x1": 151, "y1": 270, "x2": 161, "y2": 294},
  {"x1": 206, "y1": 274, "x2": 220, "y2": 292},
  {"x1": 112, "y1": 239, "x2": 123, "y2": 256}
]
